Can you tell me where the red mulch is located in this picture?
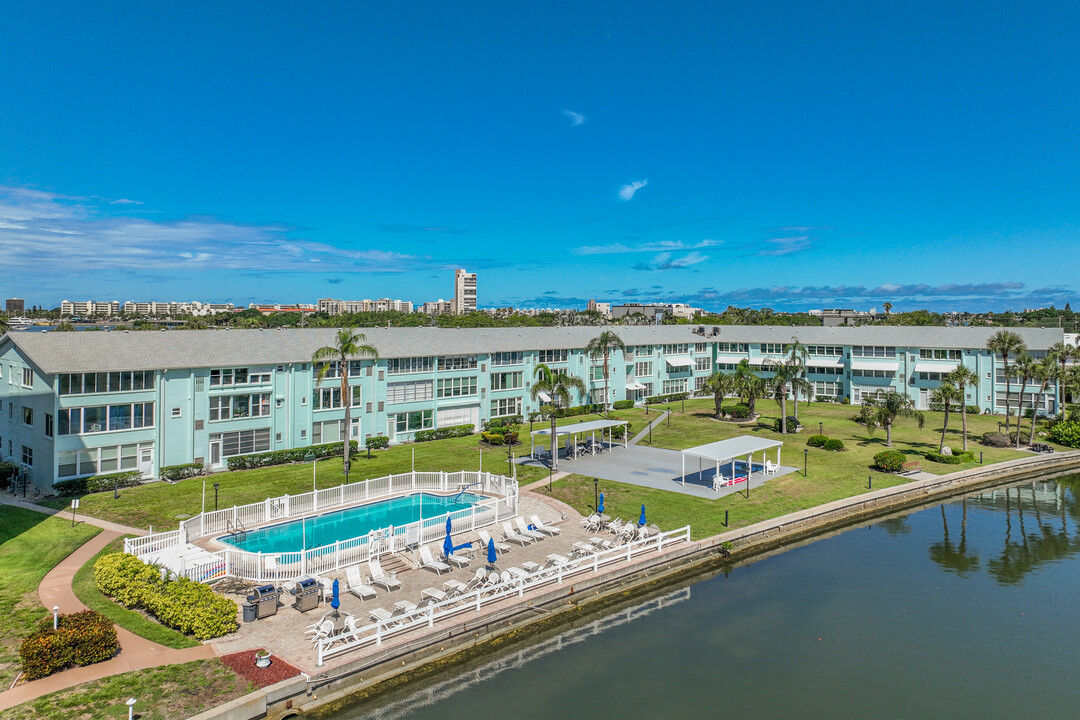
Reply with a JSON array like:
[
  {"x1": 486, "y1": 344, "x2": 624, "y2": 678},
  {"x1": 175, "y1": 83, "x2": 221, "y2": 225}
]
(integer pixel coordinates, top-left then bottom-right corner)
[{"x1": 220, "y1": 649, "x2": 302, "y2": 688}]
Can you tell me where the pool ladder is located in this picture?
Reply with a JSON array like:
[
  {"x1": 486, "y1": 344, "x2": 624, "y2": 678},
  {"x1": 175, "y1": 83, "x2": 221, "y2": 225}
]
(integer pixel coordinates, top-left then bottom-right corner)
[{"x1": 226, "y1": 518, "x2": 247, "y2": 542}]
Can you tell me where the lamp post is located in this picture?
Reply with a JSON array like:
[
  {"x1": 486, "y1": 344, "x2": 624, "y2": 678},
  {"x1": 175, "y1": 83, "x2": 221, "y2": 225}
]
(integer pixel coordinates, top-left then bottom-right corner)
[
  {"x1": 213, "y1": 482, "x2": 219, "y2": 511},
  {"x1": 819, "y1": 421, "x2": 823, "y2": 436},
  {"x1": 593, "y1": 477, "x2": 599, "y2": 513},
  {"x1": 304, "y1": 452, "x2": 316, "y2": 494},
  {"x1": 126, "y1": 697, "x2": 137, "y2": 720},
  {"x1": 804, "y1": 448, "x2": 808, "y2": 477}
]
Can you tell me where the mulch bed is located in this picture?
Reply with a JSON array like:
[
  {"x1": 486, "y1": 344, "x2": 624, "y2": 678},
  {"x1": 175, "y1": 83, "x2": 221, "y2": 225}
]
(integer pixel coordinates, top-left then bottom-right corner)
[{"x1": 220, "y1": 649, "x2": 302, "y2": 688}]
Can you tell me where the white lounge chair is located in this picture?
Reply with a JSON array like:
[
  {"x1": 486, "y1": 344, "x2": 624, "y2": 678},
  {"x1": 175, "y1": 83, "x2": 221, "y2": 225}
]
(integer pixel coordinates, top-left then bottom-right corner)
[
  {"x1": 345, "y1": 566, "x2": 377, "y2": 601},
  {"x1": 419, "y1": 546, "x2": 452, "y2": 575},
  {"x1": 514, "y1": 517, "x2": 546, "y2": 542},
  {"x1": 477, "y1": 528, "x2": 510, "y2": 555},
  {"x1": 502, "y1": 521, "x2": 535, "y2": 546},
  {"x1": 530, "y1": 515, "x2": 561, "y2": 536},
  {"x1": 443, "y1": 547, "x2": 471, "y2": 569},
  {"x1": 368, "y1": 558, "x2": 401, "y2": 591}
]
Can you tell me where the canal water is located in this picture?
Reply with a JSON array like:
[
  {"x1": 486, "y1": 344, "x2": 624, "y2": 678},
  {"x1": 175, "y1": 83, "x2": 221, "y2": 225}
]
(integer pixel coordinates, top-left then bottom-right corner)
[{"x1": 334, "y1": 474, "x2": 1080, "y2": 719}]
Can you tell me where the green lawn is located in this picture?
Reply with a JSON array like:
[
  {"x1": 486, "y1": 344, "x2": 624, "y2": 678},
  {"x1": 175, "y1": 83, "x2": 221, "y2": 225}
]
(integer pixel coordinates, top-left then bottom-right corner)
[
  {"x1": 39, "y1": 411, "x2": 647, "y2": 530},
  {"x1": 4, "y1": 659, "x2": 252, "y2": 720},
  {"x1": 549, "y1": 400, "x2": 1063, "y2": 541},
  {"x1": 0, "y1": 506, "x2": 101, "y2": 688},
  {"x1": 71, "y1": 536, "x2": 199, "y2": 649}
]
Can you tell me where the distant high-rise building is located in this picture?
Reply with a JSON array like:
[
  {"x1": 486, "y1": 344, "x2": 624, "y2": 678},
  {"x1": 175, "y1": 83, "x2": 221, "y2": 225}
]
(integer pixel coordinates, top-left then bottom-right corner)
[
  {"x1": 454, "y1": 269, "x2": 477, "y2": 315},
  {"x1": 5, "y1": 298, "x2": 25, "y2": 314}
]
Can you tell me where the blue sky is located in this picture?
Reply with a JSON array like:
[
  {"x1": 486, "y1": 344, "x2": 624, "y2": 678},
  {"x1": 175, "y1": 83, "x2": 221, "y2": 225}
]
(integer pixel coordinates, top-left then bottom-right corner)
[{"x1": 1, "y1": 2, "x2": 1078, "y2": 312}]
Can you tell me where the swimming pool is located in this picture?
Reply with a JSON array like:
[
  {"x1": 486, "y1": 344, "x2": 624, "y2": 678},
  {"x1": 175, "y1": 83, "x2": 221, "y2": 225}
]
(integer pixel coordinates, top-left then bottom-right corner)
[{"x1": 219, "y1": 492, "x2": 484, "y2": 554}]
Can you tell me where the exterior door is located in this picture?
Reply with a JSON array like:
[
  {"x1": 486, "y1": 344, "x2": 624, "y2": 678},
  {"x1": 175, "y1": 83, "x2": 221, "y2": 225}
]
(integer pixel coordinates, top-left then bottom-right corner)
[
  {"x1": 138, "y1": 447, "x2": 154, "y2": 476},
  {"x1": 919, "y1": 388, "x2": 929, "y2": 410},
  {"x1": 209, "y1": 440, "x2": 221, "y2": 468}
]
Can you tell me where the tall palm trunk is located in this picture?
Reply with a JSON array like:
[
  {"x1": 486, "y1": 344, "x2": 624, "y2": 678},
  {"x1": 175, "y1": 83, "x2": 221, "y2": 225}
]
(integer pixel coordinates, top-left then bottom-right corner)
[
  {"x1": 550, "y1": 408, "x2": 558, "y2": 470},
  {"x1": 939, "y1": 401, "x2": 950, "y2": 453},
  {"x1": 885, "y1": 418, "x2": 893, "y2": 447},
  {"x1": 340, "y1": 366, "x2": 351, "y2": 481},
  {"x1": 1028, "y1": 382, "x2": 1047, "y2": 445},
  {"x1": 1014, "y1": 376, "x2": 1028, "y2": 448},
  {"x1": 602, "y1": 351, "x2": 610, "y2": 415},
  {"x1": 1003, "y1": 354, "x2": 1011, "y2": 436},
  {"x1": 779, "y1": 394, "x2": 787, "y2": 433},
  {"x1": 793, "y1": 384, "x2": 799, "y2": 420},
  {"x1": 960, "y1": 382, "x2": 969, "y2": 451}
]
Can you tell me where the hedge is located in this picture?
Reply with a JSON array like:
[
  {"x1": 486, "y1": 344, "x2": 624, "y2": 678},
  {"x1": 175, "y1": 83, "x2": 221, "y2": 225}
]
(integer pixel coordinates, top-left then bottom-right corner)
[
  {"x1": 1049, "y1": 420, "x2": 1080, "y2": 448},
  {"x1": 481, "y1": 430, "x2": 520, "y2": 446},
  {"x1": 873, "y1": 450, "x2": 907, "y2": 472},
  {"x1": 365, "y1": 436, "x2": 390, "y2": 450},
  {"x1": 19, "y1": 610, "x2": 119, "y2": 680},
  {"x1": 94, "y1": 553, "x2": 237, "y2": 640},
  {"x1": 807, "y1": 434, "x2": 828, "y2": 448},
  {"x1": 645, "y1": 393, "x2": 690, "y2": 406},
  {"x1": 824, "y1": 438, "x2": 845, "y2": 452},
  {"x1": 0, "y1": 460, "x2": 16, "y2": 490},
  {"x1": 772, "y1": 416, "x2": 802, "y2": 433},
  {"x1": 414, "y1": 424, "x2": 474, "y2": 442},
  {"x1": 927, "y1": 450, "x2": 975, "y2": 464},
  {"x1": 528, "y1": 404, "x2": 605, "y2": 422},
  {"x1": 226, "y1": 441, "x2": 359, "y2": 470},
  {"x1": 612, "y1": 400, "x2": 635, "y2": 410},
  {"x1": 726, "y1": 404, "x2": 752, "y2": 419},
  {"x1": 929, "y1": 403, "x2": 982, "y2": 415},
  {"x1": 483, "y1": 416, "x2": 523, "y2": 431},
  {"x1": 53, "y1": 471, "x2": 143, "y2": 497},
  {"x1": 159, "y1": 463, "x2": 206, "y2": 482}
]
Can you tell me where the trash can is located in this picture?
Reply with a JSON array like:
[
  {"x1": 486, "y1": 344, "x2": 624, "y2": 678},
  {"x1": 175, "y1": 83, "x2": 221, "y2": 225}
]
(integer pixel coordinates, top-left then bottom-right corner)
[{"x1": 242, "y1": 603, "x2": 257, "y2": 623}]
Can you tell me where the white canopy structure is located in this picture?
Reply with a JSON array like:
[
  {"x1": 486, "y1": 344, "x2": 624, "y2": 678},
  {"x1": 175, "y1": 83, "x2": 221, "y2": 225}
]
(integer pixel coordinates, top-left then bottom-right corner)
[
  {"x1": 530, "y1": 418, "x2": 630, "y2": 468},
  {"x1": 680, "y1": 436, "x2": 784, "y2": 487}
]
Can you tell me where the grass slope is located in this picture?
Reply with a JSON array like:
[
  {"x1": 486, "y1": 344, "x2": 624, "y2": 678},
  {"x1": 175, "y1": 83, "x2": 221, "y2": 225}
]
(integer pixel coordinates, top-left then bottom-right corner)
[
  {"x1": 71, "y1": 536, "x2": 199, "y2": 649},
  {"x1": 0, "y1": 506, "x2": 101, "y2": 688}
]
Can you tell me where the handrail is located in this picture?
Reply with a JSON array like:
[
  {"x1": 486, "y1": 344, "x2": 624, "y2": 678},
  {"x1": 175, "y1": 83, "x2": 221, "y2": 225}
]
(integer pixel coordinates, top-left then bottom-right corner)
[{"x1": 316, "y1": 525, "x2": 691, "y2": 665}]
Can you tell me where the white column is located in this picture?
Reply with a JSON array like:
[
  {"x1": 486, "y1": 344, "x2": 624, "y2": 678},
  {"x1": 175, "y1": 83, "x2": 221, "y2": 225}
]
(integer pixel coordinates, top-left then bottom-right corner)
[{"x1": 681, "y1": 453, "x2": 685, "y2": 485}]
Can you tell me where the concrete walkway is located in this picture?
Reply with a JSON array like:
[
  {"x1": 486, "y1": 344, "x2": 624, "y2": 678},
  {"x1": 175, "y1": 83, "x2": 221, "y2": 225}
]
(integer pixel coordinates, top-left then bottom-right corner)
[
  {"x1": 630, "y1": 410, "x2": 670, "y2": 445},
  {"x1": 0, "y1": 519, "x2": 219, "y2": 712}
]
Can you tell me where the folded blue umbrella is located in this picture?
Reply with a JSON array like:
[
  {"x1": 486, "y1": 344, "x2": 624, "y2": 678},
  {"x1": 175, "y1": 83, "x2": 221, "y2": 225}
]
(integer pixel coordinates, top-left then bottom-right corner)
[
  {"x1": 330, "y1": 578, "x2": 340, "y2": 610},
  {"x1": 638, "y1": 505, "x2": 646, "y2": 526},
  {"x1": 445, "y1": 515, "x2": 452, "y2": 535},
  {"x1": 598, "y1": 491, "x2": 605, "y2": 515},
  {"x1": 443, "y1": 531, "x2": 453, "y2": 559},
  {"x1": 487, "y1": 537, "x2": 497, "y2": 566}
]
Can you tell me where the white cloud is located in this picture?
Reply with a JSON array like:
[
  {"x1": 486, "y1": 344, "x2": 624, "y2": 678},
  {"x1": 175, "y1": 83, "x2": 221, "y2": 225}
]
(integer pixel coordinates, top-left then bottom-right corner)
[
  {"x1": 562, "y1": 109, "x2": 586, "y2": 127},
  {"x1": 618, "y1": 179, "x2": 648, "y2": 201},
  {"x1": 575, "y1": 239, "x2": 722, "y2": 255},
  {"x1": 110, "y1": 198, "x2": 143, "y2": 205},
  {"x1": 758, "y1": 235, "x2": 811, "y2": 256}
]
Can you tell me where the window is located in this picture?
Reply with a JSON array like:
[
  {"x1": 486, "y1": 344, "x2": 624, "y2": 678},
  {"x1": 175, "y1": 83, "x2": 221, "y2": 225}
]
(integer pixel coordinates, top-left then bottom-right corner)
[
  {"x1": 312, "y1": 419, "x2": 346, "y2": 445},
  {"x1": 695, "y1": 357, "x2": 711, "y2": 372},
  {"x1": 634, "y1": 361, "x2": 653, "y2": 377},
  {"x1": 386, "y1": 357, "x2": 433, "y2": 374},
  {"x1": 22, "y1": 407, "x2": 32, "y2": 427},
  {"x1": 695, "y1": 343, "x2": 707, "y2": 353},
  {"x1": 813, "y1": 380, "x2": 842, "y2": 398},
  {"x1": 760, "y1": 343, "x2": 785, "y2": 354},
  {"x1": 171, "y1": 407, "x2": 182, "y2": 418},
  {"x1": 807, "y1": 366, "x2": 842, "y2": 376},
  {"x1": 491, "y1": 371, "x2": 523, "y2": 391},
  {"x1": 492, "y1": 352, "x2": 524, "y2": 366},
  {"x1": 194, "y1": 377, "x2": 205, "y2": 392},
  {"x1": 491, "y1": 397, "x2": 522, "y2": 417},
  {"x1": 695, "y1": 375, "x2": 708, "y2": 391},
  {"x1": 314, "y1": 362, "x2": 343, "y2": 379},
  {"x1": 44, "y1": 413, "x2": 53, "y2": 438},
  {"x1": 209, "y1": 368, "x2": 267, "y2": 386},
  {"x1": 438, "y1": 355, "x2": 478, "y2": 371},
  {"x1": 212, "y1": 428, "x2": 272, "y2": 457},
  {"x1": 661, "y1": 343, "x2": 689, "y2": 355},
  {"x1": 57, "y1": 403, "x2": 155, "y2": 435},
  {"x1": 590, "y1": 366, "x2": 606, "y2": 382},
  {"x1": 59, "y1": 371, "x2": 157, "y2": 395},
  {"x1": 58, "y1": 442, "x2": 151, "y2": 477},
  {"x1": 21, "y1": 446, "x2": 32, "y2": 466},
  {"x1": 806, "y1": 345, "x2": 843, "y2": 356},
  {"x1": 22, "y1": 368, "x2": 33, "y2": 388},
  {"x1": 852, "y1": 346, "x2": 896, "y2": 358},
  {"x1": 919, "y1": 372, "x2": 945, "y2": 382},
  {"x1": 662, "y1": 379, "x2": 688, "y2": 394},
  {"x1": 537, "y1": 349, "x2": 569, "y2": 364},
  {"x1": 386, "y1": 380, "x2": 434, "y2": 404},
  {"x1": 312, "y1": 387, "x2": 360, "y2": 411},
  {"x1": 852, "y1": 369, "x2": 893, "y2": 379},
  {"x1": 920, "y1": 349, "x2": 962, "y2": 360},
  {"x1": 436, "y1": 376, "x2": 478, "y2": 398},
  {"x1": 391, "y1": 410, "x2": 434, "y2": 432},
  {"x1": 717, "y1": 343, "x2": 749, "y2": 353},
  {"x1": 852, "y1": 386, "x2": 888, "y2": 404}
]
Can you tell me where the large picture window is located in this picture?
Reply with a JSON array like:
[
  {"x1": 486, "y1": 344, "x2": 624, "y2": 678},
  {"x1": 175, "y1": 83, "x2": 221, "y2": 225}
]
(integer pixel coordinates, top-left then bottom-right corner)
[
  {"x1": 58, "y1": 442, "x2": 152, "y2": 478},
  {"x1": 537, "y1": 349, "x2": 569, "y2": 364},
  {"x1": 491, "y1": 371, "x2": 523, "y2": 390},
  {"x1": 438, "y1": 355, "x2": 478, "y2": 371},
  {"x1": 58, "y1": 403, "x2": 155, "y2": 435},
  {"x1": 386, "y1": 357, "x2": 433, "y2": 374},
  {"x1": 491, "y1": 352, "x2": 524, "y2": 366},
  {"x1": 312, "y1": 387, "x2": 361, "y2": 410},
  {"x1": 59, "y1": 370, "x2": 156, "y2": 395},
  {"x1": 386, "y1": 381, "x2": 433, "y2": 404},
  {"x1": 436, "y1": 376, "x2": 477, "y2": 398},
  {"x1": 210, "y1": 393, "x2": 272, "y2": 420},
  {"x1": 212, "y1": 428, "x2": 272, "y2": 457},
  {"x1": 391, "y1": 410, "x2": 433, "y2": 433}
]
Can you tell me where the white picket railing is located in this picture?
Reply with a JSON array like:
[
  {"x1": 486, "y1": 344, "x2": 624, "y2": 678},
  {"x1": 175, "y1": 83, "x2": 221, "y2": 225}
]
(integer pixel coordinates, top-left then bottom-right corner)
[
  {"x1": 316, "y1": 525, "x2": 692, "y2": 666},
  {"x1": 124, "y1": 470, "x2": 518, "y2": 583}
]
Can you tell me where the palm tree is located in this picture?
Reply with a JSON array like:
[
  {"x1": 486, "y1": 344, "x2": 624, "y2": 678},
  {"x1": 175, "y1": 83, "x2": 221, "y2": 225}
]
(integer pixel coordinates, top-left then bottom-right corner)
[
  {"x1": 790, "y1": 375, "x2": 814, "y2": 418},
  {"x1": 1011, "y1": 353, "x2": 1036, "y2": 448},
  {"x1": 784, "y1": 338, "x2": 810, "y2": 419},
  {"x1": 1027, "y1": 357, "x2": 1058, "y2": 445},
  {"x1": 584, "y1": 330, "x2": 625, "y2": 414},
  {"x1": 703, "y1": 371, "x2": 735, "y2": 419},
  {"x1": 945, "y1": 365, "x2": 979, "y2": 451},
  {"x1": 858, "y1": 390, "x2": 924, "y2": 447},
  {"x1": 929, "y1": 382, "x2": 963, "y2": 453},
  {"x1": 1049, "y1": 341, "x2": 1077, "y2": 417},
  {"x1": 986, "y1": 330, "x2": 1026, "y2": 437},
  {"x1": 312, "y1": 329, "x2": 379, "y2": 481},
  {"x1": 733, "y1": 360, "x2": 766, "y2": 416},
  {"x1": 530, "y1": 363, "x2": 587, "y2": 470},
  {"x1": 0, "y1": 314, "x2": 9, "y2": 335},
  {"x1": 763, "y1": 360, "x2": 797, "y2": 433}
]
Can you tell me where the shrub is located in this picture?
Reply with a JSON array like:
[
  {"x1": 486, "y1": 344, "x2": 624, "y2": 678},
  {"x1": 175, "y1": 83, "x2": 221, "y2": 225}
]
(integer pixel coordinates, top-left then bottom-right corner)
[
  {"x1": 926, "y1": 451, "x2": 962, "y2": 464},
  {"x1": 727, "y1": 404, "x2": 752, "y2": 419},
  {"x1": 19, "y1": 610, "x2": 119, "y2": 680},
  {"x1": 967, "y1": 405, "x2": 981, "y2": 415},
  {"x1": 772, "y1": 416, "x2": 802, "y2": 433},
  {"x1": 981, "y1": 432, "x2": 1011, "y2": 448},
  {"x1": 414, "y1": 424, "x2": 474, "y2": 442},
  {"x1": 159, "y1": 463, "x2": 205, "y2": 482},
  {"x1": 85, "y1": 471, "x2": 143, "y2": 493},
  {"x1": 226, "y1": 441, "x2": 358, "y2": 470},
  {"x1": 52, "y1": 478, "x2": 88, "y2": 496},
  {"x1": 365, "y1": 436, "x2": 390, "y2": 450},
  {"x1": 1048, "y1": 420, "x2": 1080, "y2": 448},
  {"x1": 482, "y1": 416, "x2": 522, "y2": 431},
  {"x1": 824, "y1": 438, "x2": 846, "y2": 452},
  {"x1": 612, "y1": 400, "x2": 635, "y2": 410},
  {"x1": 841, "y1": 397, "x2": 851, "y2": 405},
  {"x1": 94, "y1": 553, "x2": 237, "y2": 640},
  {"x1": 0, "y1": 461, "x2": 16, "y2": 491},
  {"x1": 807, "y1": 434, "x2": 828, "y2": 448},
  {"x1": 644, "y1": 393, "x2": 689, "y2": 406},
  {"x1": 873, "y1": 450, "x2": 907, "y2": 472}
]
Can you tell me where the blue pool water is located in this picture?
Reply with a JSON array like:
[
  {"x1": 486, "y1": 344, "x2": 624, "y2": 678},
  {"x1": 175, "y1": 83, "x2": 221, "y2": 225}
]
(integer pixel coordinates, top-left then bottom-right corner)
[{"x1": 219, "y1": 492, "x2": 483, "y2": 554}]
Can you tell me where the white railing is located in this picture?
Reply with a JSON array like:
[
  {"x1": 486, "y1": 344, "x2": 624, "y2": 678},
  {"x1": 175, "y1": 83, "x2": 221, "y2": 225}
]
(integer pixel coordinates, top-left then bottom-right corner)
[
  {"x1": 124, "y1": 470, "x2": 518, "y2": 583},
  {"x1": 316, "y1": 525, "x2": 692, "y2": 666}
]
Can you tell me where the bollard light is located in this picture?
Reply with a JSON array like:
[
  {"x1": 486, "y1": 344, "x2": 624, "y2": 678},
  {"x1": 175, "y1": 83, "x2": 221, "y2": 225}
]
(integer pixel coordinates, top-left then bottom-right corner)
[
  {"x1": 126, "y1": 697, "x2": 137, "y2": 720},
  {"x1": 804, "y1": 448, "x2": 809, "y2": 477},
  {"x1": 53, "y1": 605, "x2": 59, "y2": 630}
]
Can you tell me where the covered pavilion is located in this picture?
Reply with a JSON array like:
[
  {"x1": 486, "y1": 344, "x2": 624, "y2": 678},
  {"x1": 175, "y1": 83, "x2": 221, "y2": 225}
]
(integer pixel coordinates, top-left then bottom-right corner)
[
  {"x1": 530, "y1": 418, "x2": 630, "y2": 469},
  {"x1": 680, "y1": 436, "x2": 784, "y2": 489}
]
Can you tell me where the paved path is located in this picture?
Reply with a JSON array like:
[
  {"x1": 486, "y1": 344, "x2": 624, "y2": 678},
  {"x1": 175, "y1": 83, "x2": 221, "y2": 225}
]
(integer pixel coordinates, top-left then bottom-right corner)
[
  {"x1": 630, "y1": 410, "x2": 669, "y2": 445},
  {"x1": 0, "y1": 525, "x2": 218, "y2": 712},
  {"x1": 0, "y1": 495, "x2": 148, "y2": 536}
]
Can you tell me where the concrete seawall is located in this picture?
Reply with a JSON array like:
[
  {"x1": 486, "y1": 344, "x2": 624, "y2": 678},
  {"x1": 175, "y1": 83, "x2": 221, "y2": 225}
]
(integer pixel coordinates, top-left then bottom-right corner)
[{"x1": 187, "y1": 450, "x2": 1080, "y2": 720}]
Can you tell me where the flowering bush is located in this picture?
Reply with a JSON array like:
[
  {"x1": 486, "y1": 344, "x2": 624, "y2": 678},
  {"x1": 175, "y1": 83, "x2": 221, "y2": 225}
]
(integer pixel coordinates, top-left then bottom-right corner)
[
  {"x1": 19, "y1": 610, "x2": 118, "y2": 680},
  {"x1": 873, "y1": 450, "x2": 907, "y2": 472},
  {"x1": 1048, "y1": 421, "x2": 1080, "y2": 448}
]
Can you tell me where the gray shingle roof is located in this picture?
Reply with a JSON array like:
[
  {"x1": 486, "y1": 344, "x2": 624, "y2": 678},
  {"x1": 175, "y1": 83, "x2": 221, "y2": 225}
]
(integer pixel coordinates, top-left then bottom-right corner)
[{"x1": 2, "y1": 324, "x2": 1064, "y2": 374}]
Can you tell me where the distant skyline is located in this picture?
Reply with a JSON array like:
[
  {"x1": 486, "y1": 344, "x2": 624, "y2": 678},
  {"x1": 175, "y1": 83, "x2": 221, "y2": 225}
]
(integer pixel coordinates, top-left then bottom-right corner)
[{"x1": 1, "y1": 2, "x2": 1078, "y2": 312}]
